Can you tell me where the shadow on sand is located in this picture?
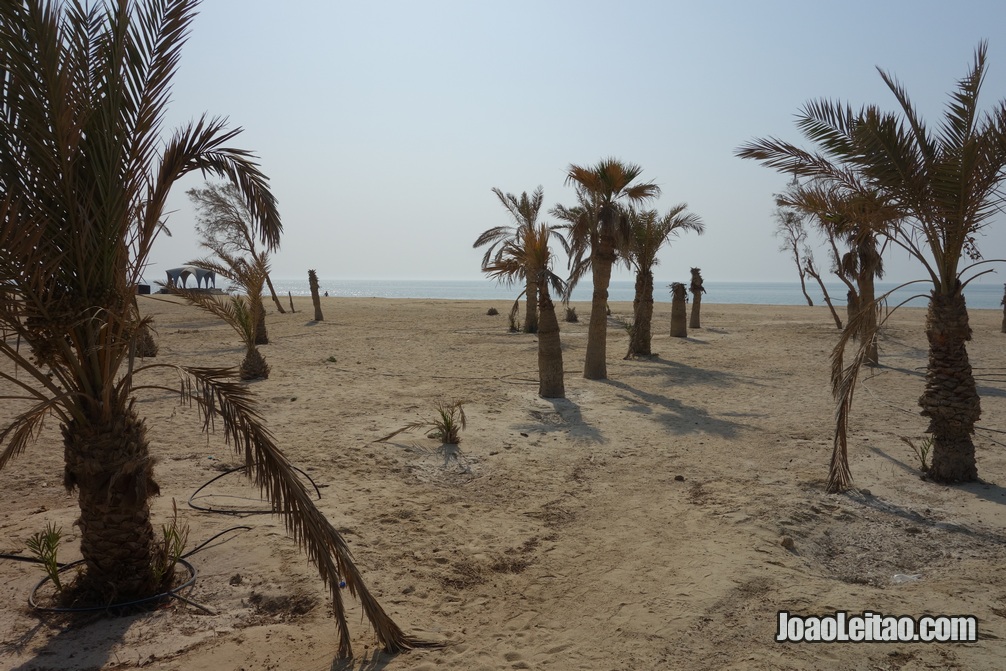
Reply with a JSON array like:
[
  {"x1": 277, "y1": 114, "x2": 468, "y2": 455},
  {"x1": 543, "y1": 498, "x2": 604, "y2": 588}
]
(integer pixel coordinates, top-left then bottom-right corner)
[
  {"x1": 601, "y1": 378, "x2": 749, "y2": 439},
  {"x1": 8, "y1": 612, "x2": 134, "y2": 671},
  {"x1": 513, "y1": 397, "x2": 606, "y2": 444}
]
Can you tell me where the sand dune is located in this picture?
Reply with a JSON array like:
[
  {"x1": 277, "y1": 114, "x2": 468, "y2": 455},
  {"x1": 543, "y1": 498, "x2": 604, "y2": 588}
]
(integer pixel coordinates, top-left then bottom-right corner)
[{"x1": 1, "y1": 295, "x2": 1005, "y2": 670}]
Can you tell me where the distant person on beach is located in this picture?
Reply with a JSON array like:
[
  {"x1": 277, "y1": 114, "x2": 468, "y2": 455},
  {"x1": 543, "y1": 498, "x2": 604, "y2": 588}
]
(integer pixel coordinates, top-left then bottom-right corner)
[{"x1": 324, "y1": 291, "x2": 329, "y2": 297}]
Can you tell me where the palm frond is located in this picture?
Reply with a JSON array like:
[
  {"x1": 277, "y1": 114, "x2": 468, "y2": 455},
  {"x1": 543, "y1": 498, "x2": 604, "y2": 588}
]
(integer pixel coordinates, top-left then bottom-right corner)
[
  {"x1": 176, "y1": 365, "x2": 431, "y2": 657},
  {"x1": 0, "y1": 401, "x2": 51, "y2": 471}
]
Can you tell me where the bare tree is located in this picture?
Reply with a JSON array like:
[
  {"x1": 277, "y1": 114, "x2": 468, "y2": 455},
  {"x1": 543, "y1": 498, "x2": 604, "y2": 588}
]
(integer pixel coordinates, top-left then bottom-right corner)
[
  {"x1": 188, "y1": 181, "x2": 286, "y2": 314},
  {"x1": 773, "y1": 201, "x2": 814, "y2": 306}
]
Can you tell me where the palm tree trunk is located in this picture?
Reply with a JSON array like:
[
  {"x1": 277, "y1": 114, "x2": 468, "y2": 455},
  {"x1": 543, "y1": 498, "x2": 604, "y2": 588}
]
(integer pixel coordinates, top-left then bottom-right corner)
[
  {"x1": 847, "y1": 290, "x2": 859, "y2": 331},
  {"x1": 670, "y1": 283, "x2": 687, "y2": 337},
  {"x1": 629, "y1": 270, "x2": 654, "y2": 356},
  {"x1": 264, "y1": 271, "x2": 286, "y2": 314},
  {"x1": 921, "y1": 286, "x2": 981, "y2": 483},
  {"x1": 62, "y1": 407, "x2": 160, "y2": 602},
  {"x1": 583, "y1": 243, "x2": 615, "y2": 380},
  {"x1": 254, "y1": 299, "x2": 268, "y2": 345},
  {"x1": 537, "y1": 285, "x2": 564, "y2": 398},
  {"x1": 860, "y1": 273, "x2": 878, "y2": 365},
  {"x1": 308, "y1": 269, "x2": 324, "y2": 321},
  {"x1": 1000, "y1": 284, "x2": 1005, "y2": 333},
  {"x1": 240, "y1": 345, "x2": 270, "y2": 380},
  {"x1": 689, "y1": 290, "x2": 702, "y2": 329},
  {"x1": 524, "y1": 276, "x2": 539, "y2": 334}
]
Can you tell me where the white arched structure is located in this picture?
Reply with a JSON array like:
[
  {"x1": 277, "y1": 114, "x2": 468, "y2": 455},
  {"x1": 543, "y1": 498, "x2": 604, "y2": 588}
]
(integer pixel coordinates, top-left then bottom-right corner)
[{"x1": 165, "y1": 266, "x2": 216, "y2": 289}]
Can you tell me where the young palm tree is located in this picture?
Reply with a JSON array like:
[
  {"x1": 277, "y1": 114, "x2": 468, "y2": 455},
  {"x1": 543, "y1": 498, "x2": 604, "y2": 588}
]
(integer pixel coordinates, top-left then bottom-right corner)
[
  {"x1": 737, "y1": 42, "x2": 1006, "y2": 486},
  {"x1": 553, "y1": 159, "x2": 661, "y2": 379},
  {"x1": 484, "y1": 224, "x2": 566, "y2": 398},
  {"x1": 474, "y1": 187, "x2": 544, "y2": 333},
  {"x1": 0, "y1": 0, "x2": 420, "y2": 657},
  {"x1": 181, "y1": 252, "x2": 271, "y2": 380},
  {"x1": 623, "y1": 207, "x2": 703, "y2": 357}
]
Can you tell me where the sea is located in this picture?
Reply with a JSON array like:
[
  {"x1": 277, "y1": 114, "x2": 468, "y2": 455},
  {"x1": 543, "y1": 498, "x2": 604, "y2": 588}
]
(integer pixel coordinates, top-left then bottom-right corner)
[{"x1": 250, "y1": 278, "x2": 1006, "y2": 311}]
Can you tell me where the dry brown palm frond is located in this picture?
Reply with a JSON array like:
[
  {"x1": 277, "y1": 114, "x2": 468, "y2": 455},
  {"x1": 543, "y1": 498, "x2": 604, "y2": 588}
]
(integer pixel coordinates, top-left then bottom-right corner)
[
  {"x1": 827, "y1": 289, "x2": 903, "y2": 492},
  {"x1": 0, "y1": 402, "x2": 52, "y2": 470},
  {"x1": 134, "y1": 364, "x2": 434, "y2": 657}
]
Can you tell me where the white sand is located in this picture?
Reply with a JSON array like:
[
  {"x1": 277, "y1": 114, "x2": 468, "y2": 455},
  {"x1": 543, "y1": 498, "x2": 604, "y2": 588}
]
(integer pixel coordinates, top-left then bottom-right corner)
[{"x1": 1, "y1": 295, "x2": 1005, "y2": 670}]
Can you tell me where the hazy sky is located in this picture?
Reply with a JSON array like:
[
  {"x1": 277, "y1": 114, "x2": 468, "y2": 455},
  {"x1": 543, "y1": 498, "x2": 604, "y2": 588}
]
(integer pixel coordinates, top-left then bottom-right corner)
[{"x1": 149, "y1": 0, "x2": 1006, "y2": 286}]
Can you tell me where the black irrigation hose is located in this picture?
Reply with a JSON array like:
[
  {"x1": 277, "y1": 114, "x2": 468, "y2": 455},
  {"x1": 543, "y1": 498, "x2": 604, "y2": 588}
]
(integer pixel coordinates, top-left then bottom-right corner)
[
  {"x1": 3, "y1": 526, "x2": 258, "y2": 615},
  {"x1": 182, "y1": 525, "x2": 252, "y2": 559},
  {"x1": 188, "y1": 464, "x2": 322, "y2": 514},
  {"x1": 0, "y1": 553, "x2": 65, "y2": 567},
  {"x1": 27, "y1": 558, "x2": 201, "y2": 614}
]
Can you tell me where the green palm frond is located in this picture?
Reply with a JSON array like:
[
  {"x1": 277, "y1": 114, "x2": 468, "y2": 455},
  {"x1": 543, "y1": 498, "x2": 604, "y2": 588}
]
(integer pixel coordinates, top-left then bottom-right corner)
[
  {"x1": 474, "y1": 186, "x2": 544, "y2": 268},
  {"x1": 624, "y1": 205, "x2": 704, "y2": 275}
]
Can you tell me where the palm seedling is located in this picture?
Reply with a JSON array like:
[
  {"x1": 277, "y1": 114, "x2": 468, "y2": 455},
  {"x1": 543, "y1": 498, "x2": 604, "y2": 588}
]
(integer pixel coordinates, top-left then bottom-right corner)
[
  {"x1": 377, "y1": 399, "x2": 471, "y2": 465},
  {"x1": 26, "y1": 523, "x2": 64, "y2": 593}
]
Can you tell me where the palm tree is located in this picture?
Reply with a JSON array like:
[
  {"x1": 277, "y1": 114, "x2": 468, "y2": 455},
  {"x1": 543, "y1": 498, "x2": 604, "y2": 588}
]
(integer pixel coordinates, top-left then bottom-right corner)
[
  {"x1": 474, "y1": 187, "x2": 544, "y2": 333},
  {"x1": 554, "y1": 159, "x2": 661, "y2": 379},
  {"x1": 182, "y1": 252, "x2": 271, "y2": 380},
  {"x1": 623, "y1": 207, "x2": 703, "y2": 357},
  {"x1": 484, "y1": 224, "x2": 566, "y2": 398},
  {"x1": 0, "y1": 0, "x2": 420, "y2": 657},
  {"x1": 737, "y1": 43, "x2": 1006, "y2": 486}
]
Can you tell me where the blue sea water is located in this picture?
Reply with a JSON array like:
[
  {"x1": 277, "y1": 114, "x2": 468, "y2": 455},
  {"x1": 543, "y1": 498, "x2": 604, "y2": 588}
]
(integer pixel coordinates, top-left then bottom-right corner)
[{"x1": 258, "y1": 278, "x2": 1006, "y2": 310}]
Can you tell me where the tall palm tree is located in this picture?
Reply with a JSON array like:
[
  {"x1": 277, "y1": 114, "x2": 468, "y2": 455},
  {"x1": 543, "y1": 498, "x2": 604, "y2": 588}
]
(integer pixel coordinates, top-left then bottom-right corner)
[
  {"x1": 623, "y1": 207, "x2": 703, "y2": 357},
  {"x1": 474, "y1": 186, "x2": 544, "y2": 333},
  {"x1": 484, "y1": 224, "x2": 566, "y2": 398},
  {"x1": 0, "y1": 0, "x2": 420, "y2": 657},
  {"x1": 554, "y1": 159, "x2": 661, "y2": 379},
  {"x1": 737, "y1": 42, "x2": 1006, "y2": 487}
]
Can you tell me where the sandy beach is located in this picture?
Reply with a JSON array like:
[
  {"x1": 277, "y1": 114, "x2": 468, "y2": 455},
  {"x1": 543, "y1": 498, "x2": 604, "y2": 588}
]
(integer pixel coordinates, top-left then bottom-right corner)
[{"x1": 2, "y1": 295, "x2": 1005, "y2": 670}]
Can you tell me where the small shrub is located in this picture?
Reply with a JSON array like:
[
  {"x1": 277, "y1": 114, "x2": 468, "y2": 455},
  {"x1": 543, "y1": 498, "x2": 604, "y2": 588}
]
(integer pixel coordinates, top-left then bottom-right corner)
[
  {"x1": 26, "y1": 522, "x2": 63, "y2": 592},
  {"x1": 486, "y1": 307, "x2": 499, "y2": 316},
  {"x1": 564, "y1": 306, "x2": 578, "y2": 322}
]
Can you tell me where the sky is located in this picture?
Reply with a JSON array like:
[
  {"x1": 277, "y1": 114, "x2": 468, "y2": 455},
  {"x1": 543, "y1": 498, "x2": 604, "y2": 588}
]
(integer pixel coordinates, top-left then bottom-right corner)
[{"x1": 148, "y1": 0, "x2": 1006, "y2": 286}]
